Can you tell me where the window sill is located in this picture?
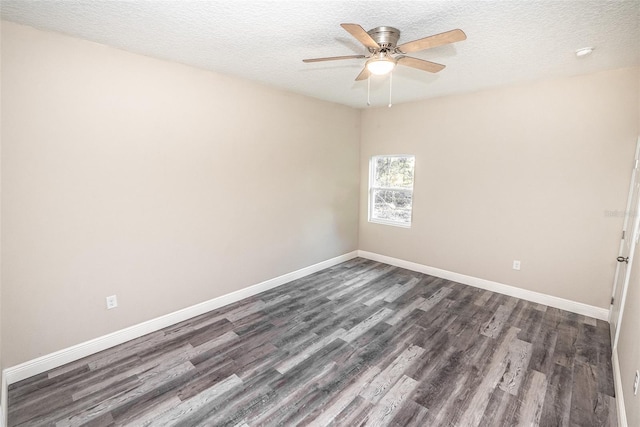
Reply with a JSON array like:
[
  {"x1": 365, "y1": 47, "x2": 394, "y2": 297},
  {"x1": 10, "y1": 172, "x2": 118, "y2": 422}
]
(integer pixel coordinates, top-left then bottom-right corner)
[{"x1": 368, "y1": 218, "x2": 412, "y2": 228}]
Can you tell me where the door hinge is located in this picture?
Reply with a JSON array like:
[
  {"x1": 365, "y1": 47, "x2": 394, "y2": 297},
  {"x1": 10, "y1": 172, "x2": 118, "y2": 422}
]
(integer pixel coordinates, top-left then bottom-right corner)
[
  {"x1": 611, "y1": 297, "x2": 615, "y2": 305},
  {"x1": 623, "y1": 230, "x2": 626, "y2": 239},
  {"x1": 635, "y1": 159, "x2": 639, "y2": 169}
]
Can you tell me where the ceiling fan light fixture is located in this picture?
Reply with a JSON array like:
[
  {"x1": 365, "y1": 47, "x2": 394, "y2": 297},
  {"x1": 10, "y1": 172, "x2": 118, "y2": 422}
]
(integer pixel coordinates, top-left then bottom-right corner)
[{"x1": 366, "y1": 56, "x2": 396, "y2": 75}]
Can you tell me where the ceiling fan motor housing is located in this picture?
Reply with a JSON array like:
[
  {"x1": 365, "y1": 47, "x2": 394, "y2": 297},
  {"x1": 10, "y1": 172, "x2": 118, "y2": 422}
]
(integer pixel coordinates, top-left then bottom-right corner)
[{"x1": 366, "y1": 26, "x2": 401, "y2": 52}]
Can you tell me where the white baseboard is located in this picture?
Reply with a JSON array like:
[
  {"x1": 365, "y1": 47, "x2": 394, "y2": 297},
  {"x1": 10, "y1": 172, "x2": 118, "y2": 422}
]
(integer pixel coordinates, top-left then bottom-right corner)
[
  {"x1": 3, "y1": 248, "x2": 609, "y2": 392},
  {"x1": 612, "y1": 349, "x2": 628, "y2": 427},
  {"x1": 358, "y1": 250, "x2": 609, "y2": 321},
  {"x1": 3, "y1": 250, "x2": 358, "y2": 386},
  {"x1": 1, "y1": 371, "x2": 6, "y2": 427}
]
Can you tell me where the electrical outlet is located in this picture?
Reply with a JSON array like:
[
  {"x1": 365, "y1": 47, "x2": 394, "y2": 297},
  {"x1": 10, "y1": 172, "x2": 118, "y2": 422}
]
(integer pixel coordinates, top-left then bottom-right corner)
[
  {"x1": 513, "y1": 260, "x2": 521, "y2": 270},
  {"x1": 106, "y1": 295, "x2": 118, "y2": 310},
  {"x1": 634, "y1": 370, "x2": 639, "y2": 396}
]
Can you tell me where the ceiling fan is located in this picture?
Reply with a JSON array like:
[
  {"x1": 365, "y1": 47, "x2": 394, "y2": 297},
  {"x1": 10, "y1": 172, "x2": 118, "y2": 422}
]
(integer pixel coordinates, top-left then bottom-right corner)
[{"x1": 303, "y1": 24, "x2": 467, "y2": 80}]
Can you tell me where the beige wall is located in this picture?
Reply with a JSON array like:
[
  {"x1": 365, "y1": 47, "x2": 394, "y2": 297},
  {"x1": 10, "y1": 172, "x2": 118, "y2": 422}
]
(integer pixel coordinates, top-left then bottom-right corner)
[
  {"x1": 360, "y1": 67, "x2": 639, "y2": 309},
  {"x1": 0, "y1": 22, "x2": 360, "y2": 367},
  {"x1": 616, "y1": 68, "x2": 640, "y2": 426}
]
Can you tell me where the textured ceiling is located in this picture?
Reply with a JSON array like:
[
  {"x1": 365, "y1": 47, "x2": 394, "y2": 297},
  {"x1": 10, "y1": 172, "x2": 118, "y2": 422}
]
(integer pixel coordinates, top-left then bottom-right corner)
[{"x1": 2, "y1": 1, "x2": 639, "y2": 108}]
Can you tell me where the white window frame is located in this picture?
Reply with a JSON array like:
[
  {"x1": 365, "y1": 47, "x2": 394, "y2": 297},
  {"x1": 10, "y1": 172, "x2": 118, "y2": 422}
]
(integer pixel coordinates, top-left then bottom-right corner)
[{"x1": 368, "y1": 155, "x2": 415, "y2": 228}]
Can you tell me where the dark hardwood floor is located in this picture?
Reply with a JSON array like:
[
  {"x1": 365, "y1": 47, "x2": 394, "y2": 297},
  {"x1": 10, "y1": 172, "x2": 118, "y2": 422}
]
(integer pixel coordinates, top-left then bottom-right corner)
[{"x1": 8, "y1": 258, "x2": 617, "y2": 426}]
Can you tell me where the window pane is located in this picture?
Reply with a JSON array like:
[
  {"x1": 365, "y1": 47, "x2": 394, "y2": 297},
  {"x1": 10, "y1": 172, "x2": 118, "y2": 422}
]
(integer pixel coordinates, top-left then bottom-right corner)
[
  {"x1": 371, "y1": 189, "x2": 412, "y2": 224},
  {"x1": 374, "y1": 156, "x2": 415, "y2": 189}
]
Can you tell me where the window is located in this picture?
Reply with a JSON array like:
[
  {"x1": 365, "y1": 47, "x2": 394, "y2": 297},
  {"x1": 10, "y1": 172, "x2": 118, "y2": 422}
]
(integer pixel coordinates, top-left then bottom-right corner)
[{"x1": 369, "y1": 155, "x2": 415, "y2": 227}]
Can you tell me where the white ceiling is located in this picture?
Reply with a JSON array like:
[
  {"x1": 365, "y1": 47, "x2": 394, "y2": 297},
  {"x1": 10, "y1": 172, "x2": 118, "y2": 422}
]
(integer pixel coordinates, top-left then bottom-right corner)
[{"x1": 2, "y1": 1, "x2": 639, "y2": 108}]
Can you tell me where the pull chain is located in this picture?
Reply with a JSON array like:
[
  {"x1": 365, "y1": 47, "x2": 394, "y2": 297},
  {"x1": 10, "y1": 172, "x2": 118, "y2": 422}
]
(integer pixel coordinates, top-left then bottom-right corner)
[
  {"x1": 388, "y1": 72, "x2": 393, "y2": 108},
  {"x1": 367, "y1": 75, "x2": 371, "y2": 107}
]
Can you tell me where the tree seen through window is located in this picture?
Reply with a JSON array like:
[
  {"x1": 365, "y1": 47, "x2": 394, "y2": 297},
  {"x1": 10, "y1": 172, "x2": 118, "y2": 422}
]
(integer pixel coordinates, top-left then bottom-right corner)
[{"x1": 369, "y1": 156, "x2": 415, "y2": 226}]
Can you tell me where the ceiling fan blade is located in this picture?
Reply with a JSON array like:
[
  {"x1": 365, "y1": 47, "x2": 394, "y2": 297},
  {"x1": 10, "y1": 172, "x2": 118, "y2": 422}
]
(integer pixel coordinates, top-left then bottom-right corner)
[
  {"x1": 397, "y1": 56, "x2": 446, "y2": 73},
  {"x1": 303, "y1": 54, "x2": 366, "y2": 63},
  {"x1": 341, "y1": 23, "x2": 380, "y2": 50},
  {"x1": 397, "y1": 29, "x2": 467, "y2": 53},
  {"x1": 355, "y1": 67, "x2": 370, "y2": 81}
]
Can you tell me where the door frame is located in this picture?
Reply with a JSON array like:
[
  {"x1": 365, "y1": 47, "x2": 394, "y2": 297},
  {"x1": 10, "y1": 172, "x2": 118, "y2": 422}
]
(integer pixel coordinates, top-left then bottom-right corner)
[{"x1": 610, "y1": 136, "x2": 640, "y2": 349}]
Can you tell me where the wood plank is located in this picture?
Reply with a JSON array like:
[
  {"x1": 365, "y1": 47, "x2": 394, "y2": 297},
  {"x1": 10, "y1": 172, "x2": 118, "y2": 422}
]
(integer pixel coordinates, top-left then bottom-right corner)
[
  {"x1": 326, "y1": 266, "x2": 396, "y2": 301},
  {"x1": 539, "y1": 363, "x2": 573, "y2": 427},
  {"x1": 384, "y1": 277, "x2": 418, "y2": 302},
  {"x1": 498, "y1": 338, "x2": 532, "y2": 396},
  {"x1": 606, "y1": 394, "x2": 618, "y2": 426},
  {"x1": 416, "y1": 326, "x2": 493, "y2": 425},
  {"x1": 305, "y1": 365, "x2": 381, "y2": 427},
  {"x1": 480, "y1": 388, "x2": 518, "y2": 426},
  {"x1": 364, "y1": 284, "x2": 402, "y2": 306},
  {"x1": 575, "y1": 323, "x2": 599, "y2": 365},
  {"x1": 417, "y1": 286, "x2": 452, "y2": 312},
  {"x1": 176, "y1": 357, "x2": 236, "y2": 400},
  {"x1": 390, "y1": 399, "x2": 430, "y2": 426},
  {"x1": 596, "y1": 321, "x2": 615, "y2": 397},
  {"x1": 112, "y1": 394, "x2": 181, "y2": 426},
  {"x1": 553, "y1": 321, "x2": 579, "y2": 368},
  {"x1": 248, "y1": 362, "x2": 338, "y2": 426},
  {"x1": 456, "y1": 327, "x2": 519, "y2": 427},
  {"x1": 275, "y1": 328, "x2": 345, "y2": 374},
  {"x1": 333, "y1": 396, "x2": 374, "y2": 426},
  {"x1": 55, "y1": 362, "x2": 197, "y2": 427},
  {"x1": 385, "y1": 297, "x2": 425, "y2": 326},
  {"x1": 517, "y1": 306, "x2": 544, "y2": 343},
  {"x1": 514, "y1": 370, "x2": 547, "y2": 426},
  {"x1": 192, "y1": 301, "x2": 265, "y2": 331},
  {"x1": 360, "y1": 344, "x2": 425, "y2": 403},
  {"x1": 528, "y1": 329, "x2": 558, "y2": 376},
  {"x1": 362, "y1": 375, "x2": 419, "y2": 427},
  {"x1": 211, "y1": 384, "x2": 277, "y2": 426},
  {"x1": 481, "y1": 304, "x2": 514, "y2": 338},
  {"x1": 341, "y1": 308, "x2": 394, "y2": 343},
  {"x1": 475, "y1": 290, "x2": 494, "y2": 306},
  {"x1": 142, "y1": 374, "x2": 242, "y2": 426},
  {"x1": 569, "y1": 361, "x2": 609, "y2": 426}
]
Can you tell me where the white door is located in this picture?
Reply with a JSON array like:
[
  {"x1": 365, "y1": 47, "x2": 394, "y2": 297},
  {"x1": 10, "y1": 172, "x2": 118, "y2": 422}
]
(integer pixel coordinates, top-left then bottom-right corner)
[{"x1": 610, "y1": 136, "x2": 640, "y2": 349}]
